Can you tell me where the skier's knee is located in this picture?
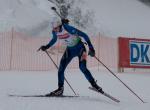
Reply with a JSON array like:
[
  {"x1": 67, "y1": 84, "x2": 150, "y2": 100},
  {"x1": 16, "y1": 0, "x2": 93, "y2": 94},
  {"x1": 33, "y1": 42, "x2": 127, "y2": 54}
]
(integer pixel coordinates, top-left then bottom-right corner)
[{"x1": 80, "y1": 51, "x2": 87, "y2": 61}]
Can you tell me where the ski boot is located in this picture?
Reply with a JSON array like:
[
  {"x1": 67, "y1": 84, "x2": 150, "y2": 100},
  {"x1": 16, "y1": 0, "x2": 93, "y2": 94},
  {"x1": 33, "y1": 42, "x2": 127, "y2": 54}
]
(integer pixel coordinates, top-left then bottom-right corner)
[
  {"x1": 90, "y1": 81, "x2": 104, "y2": 94},
  {"x1": 45, "y1": 86, "x2": 64, "y2": 96}
]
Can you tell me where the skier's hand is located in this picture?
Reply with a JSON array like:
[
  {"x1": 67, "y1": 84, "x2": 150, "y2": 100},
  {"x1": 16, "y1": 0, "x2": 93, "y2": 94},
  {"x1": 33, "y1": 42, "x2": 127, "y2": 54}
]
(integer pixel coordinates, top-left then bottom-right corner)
[
  {"x1": 39, "y1": 45, "x2": 49, "y2": 51},
  {"x1": 61, "y1": 19, "x2": 69, "y2": 24},
  {"x1": 88, "y1": 47, "x2": 95, "y2": 57}
]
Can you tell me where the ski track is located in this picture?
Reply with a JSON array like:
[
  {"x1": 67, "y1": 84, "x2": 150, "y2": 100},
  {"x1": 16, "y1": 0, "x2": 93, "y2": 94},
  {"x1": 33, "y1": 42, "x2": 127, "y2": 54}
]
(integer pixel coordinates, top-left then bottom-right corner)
[{"x1": 0, "y1": 71, "x2": 150, "y2": 110}]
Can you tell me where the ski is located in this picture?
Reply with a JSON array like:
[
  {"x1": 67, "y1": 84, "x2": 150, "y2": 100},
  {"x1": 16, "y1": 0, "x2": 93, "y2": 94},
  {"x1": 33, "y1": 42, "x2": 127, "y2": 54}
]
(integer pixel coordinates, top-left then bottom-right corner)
[
  {"x1": 8, "y1": 94, "x2": 79, "y2": 98},
  {"x1": 89, "y1": 87, "x2": 120, "y2": 103}
]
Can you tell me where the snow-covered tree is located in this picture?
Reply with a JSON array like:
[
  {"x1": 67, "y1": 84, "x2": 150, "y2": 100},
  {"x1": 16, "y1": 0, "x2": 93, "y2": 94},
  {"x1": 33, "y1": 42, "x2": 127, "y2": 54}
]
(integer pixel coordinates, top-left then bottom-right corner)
[
  {"x1": 48, "y1": 0, "x2": 96, "y2": 34},
  {"x1": 139, "y1": 0, "x2": 150, "y2": 5}
]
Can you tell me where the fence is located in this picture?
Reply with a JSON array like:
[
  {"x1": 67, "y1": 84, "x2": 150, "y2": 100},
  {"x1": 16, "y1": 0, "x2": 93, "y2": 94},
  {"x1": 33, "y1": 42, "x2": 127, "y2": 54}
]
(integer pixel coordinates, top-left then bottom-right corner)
[{"x1": 0, "y1": 28, "x2": 118, "y2": 71}]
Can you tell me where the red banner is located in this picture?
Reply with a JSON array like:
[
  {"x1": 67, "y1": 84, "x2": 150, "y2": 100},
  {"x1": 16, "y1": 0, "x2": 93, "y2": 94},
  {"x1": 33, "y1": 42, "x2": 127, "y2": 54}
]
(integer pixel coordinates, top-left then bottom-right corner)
[{"x1": 119, "y1": 37, "x2": 150, "y2": 68}]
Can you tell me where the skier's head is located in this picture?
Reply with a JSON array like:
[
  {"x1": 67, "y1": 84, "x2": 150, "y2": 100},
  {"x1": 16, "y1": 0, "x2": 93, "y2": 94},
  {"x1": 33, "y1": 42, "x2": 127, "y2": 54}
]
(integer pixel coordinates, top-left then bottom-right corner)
[{"x1": 51, "y1": 17, "x2": 62, "y2": 32}]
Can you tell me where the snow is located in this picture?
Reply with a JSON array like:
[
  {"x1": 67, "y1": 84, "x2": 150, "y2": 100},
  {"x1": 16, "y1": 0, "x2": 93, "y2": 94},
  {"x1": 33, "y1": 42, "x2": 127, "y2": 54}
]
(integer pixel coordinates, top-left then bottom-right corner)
[
  {"x1": 0, "y1": 0, "x2": 150, "y2": 38},
  {"x1": 0, "y1": 0, "x2": 53, "y2": 36},
  {"x1": 86, "y1": 0, "x2": 150, "y2": 38},
  {"x1": 0, "y1": 70, "x2": 150, "y2": 110},
  {"x1": 0, "y1": 0, "x2": 150, "y2": 110}
]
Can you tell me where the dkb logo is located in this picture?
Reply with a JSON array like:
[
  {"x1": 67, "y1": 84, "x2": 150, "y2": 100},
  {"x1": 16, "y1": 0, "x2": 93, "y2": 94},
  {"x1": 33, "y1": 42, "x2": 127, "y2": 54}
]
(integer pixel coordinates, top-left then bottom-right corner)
[{"x1": 130, "y1": 41, "x2": 150, "y2": 65}]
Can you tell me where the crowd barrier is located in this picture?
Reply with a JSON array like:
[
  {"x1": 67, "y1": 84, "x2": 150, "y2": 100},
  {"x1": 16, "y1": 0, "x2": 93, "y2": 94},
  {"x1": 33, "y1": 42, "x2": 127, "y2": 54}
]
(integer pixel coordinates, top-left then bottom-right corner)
[{"x1": 0, "y1": 29, "x2": 118, "y2": 71}]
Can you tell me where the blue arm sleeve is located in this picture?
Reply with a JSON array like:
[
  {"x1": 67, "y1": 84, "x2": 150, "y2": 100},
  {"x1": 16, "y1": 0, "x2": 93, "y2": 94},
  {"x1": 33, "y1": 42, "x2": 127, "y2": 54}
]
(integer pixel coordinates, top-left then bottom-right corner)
[
  {"x1": 63, "y1": 24, "x2": 94, "y2": 48},
  {"x1": 46, "y1": 31, "x2": 57, "y2": 47}
]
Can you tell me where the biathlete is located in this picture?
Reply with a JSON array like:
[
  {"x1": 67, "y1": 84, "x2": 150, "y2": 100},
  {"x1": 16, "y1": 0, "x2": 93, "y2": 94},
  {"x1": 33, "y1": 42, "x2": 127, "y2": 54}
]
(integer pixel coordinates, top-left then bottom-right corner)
[{"x1": 39, "y1": 18, "x2": 104, "y2": 96}]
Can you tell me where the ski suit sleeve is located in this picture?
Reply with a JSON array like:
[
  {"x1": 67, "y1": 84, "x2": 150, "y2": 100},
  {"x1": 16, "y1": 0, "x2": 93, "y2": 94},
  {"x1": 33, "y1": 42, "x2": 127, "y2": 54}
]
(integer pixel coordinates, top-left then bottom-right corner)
[
  {"x1": 46, "y1": 31, "x2": 57, "y2": 48},
  {"x1": 62, "y1": 23, "x2": 94, "y2": 49}
]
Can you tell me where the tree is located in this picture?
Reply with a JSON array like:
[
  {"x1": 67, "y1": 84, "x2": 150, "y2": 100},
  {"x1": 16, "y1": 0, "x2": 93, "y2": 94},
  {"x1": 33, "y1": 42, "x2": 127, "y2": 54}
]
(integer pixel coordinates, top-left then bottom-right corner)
[
  {"x1": 48, "y1": 0, "x2": 96, "y2": 33},
  {"x1": 140, "y1": 0, "x2": 150, "y2": 2},
  {"x1": 139, "y1": 0, "x2": 150, "y2": 6}
]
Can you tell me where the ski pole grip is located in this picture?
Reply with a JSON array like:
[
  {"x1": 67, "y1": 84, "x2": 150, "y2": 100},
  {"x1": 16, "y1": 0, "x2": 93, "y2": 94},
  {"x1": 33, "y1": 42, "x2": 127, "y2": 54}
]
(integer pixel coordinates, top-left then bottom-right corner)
[
  {"x1": 37, "y1": 47, "x2": 41, "y2": 52},
  {"x1": 51, "y1": 7, "x2": 56, "y2": 11}
]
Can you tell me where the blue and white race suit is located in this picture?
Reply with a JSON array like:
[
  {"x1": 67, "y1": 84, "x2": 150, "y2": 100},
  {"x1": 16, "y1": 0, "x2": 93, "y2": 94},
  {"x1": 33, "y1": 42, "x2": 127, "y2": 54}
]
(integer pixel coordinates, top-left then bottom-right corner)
[{"x1": 47, "y1": 23, "x2": 95, "y2": 87}]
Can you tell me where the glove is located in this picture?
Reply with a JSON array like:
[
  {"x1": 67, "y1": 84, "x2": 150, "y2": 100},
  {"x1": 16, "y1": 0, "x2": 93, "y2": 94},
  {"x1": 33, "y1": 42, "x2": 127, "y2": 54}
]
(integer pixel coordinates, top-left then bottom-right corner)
[
  {"x1": 88, "y1": 47, "x2": 95, "y2": 57},
  {"x1": 39, "y1": 45, "x2": 49, "y2": 51},
  {"x1": 61, "y1": 19, "x2": 69, "y2": 24}
]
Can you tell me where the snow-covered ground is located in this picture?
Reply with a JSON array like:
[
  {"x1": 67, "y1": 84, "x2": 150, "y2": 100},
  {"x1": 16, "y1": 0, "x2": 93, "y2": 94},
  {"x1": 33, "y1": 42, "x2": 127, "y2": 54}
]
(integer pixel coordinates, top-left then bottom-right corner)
[
  {"x1": 0, "y1": 0, "x2": 150, "y2": 110},
  {"x1": 0, "y1": 70, "x2": 150, "y2": 110}
]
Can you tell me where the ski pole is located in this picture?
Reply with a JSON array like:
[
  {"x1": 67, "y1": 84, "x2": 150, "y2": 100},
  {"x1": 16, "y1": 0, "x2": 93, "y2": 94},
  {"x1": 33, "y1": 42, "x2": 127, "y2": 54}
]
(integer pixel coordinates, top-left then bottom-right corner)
[
  {"x1": 94, "y1": 56, "x2": 145, "y2": 103},
  {"x1": 51, "y1": 7, "x2": 62, "y2": 19},
  {"x1": 45, "y1": 50, "x2": 77, "y2": 96}
]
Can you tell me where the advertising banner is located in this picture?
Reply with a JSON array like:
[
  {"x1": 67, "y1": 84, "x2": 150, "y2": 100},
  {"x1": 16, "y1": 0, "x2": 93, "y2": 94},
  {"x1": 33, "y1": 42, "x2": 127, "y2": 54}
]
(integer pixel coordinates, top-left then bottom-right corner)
[{"x1": 119, "y1": 37, "x2": 150, "y2": 68}]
